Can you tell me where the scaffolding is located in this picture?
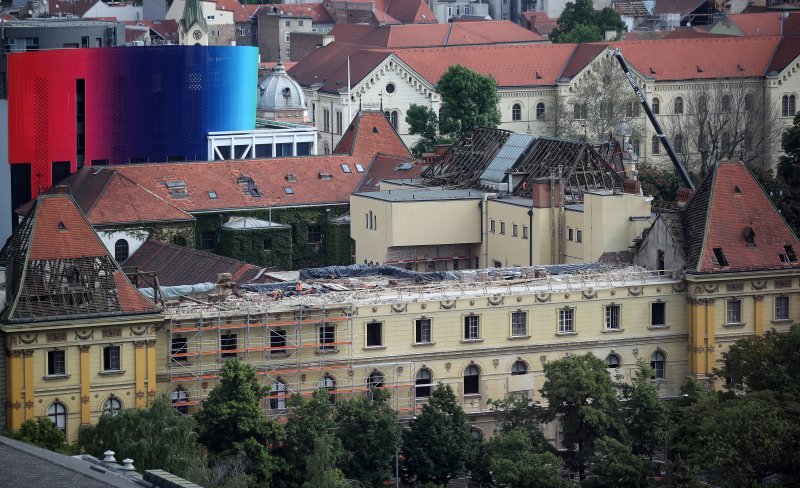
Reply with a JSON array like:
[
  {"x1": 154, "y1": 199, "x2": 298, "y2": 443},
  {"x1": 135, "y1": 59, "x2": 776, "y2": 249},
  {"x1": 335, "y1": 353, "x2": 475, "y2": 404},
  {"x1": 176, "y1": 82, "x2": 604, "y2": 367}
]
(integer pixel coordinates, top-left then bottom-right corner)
[{"x1": 166, "y1": 300, "x2": 419, "y2": 418}]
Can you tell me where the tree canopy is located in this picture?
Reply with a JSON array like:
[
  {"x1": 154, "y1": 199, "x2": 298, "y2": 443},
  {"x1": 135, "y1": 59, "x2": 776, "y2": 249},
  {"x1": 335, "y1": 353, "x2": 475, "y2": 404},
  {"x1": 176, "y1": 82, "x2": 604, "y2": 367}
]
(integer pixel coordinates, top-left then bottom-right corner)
[
  {"x1": 550, "y1": 0, "x2": 626, "y2": 43},
  {"x1": 487, "y1": 428, "x2": 569, "y2": 488}
]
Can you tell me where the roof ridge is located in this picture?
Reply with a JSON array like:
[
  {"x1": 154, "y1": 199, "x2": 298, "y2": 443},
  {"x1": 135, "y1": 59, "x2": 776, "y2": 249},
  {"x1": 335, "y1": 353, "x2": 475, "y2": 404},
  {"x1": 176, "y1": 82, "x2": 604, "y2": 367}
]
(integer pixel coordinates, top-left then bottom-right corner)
[
  {"x1": 114, "y1": 170, "x2": 194, "y2": 220},
  {"x1": 687, "y1": 164, "x2": 719, "y2": 272}
]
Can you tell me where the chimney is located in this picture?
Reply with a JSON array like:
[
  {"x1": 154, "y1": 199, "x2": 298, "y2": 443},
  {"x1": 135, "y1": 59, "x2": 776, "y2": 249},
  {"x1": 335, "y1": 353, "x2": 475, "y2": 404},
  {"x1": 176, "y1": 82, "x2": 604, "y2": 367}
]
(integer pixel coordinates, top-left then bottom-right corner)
[
  {"x1": 623, "y1": 179, "x2": 641, "y2": 195},
  {"x1": 676, "y1": 187, "x2": 694, "y2": 206},
  {"x1": 103, "y1": 450, "x2": 117, "y2": 463},
  {"x1": 121, "y1": 458, "x2": 136, "y2": 471},
  {"x1": 531, "y1": 177, "x2": 562, "y2": 208}
]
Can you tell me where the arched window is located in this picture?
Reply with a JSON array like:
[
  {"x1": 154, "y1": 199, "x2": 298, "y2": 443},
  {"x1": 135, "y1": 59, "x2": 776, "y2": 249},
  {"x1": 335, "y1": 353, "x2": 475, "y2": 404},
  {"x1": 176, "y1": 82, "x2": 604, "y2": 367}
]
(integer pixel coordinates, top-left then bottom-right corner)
[
  {"x1": 172, "y1": 235, "x2": 187, "y2": 247},
  {"x1": 536, "y1": 102, "x2": 545, "y2": 120},
  {"x1": 625, "y1": 100, "x2": 639, "y2": 118},
  {"x1": 171, "y1": 388, "x2": 189, "y2": 414},
  {"x1": 114, "y1": 239, "x2": 129, "y2": 262},
  {"x1": 651, "y1": 98, "x2": 660, "y2": 115},
  {"x1": 390, "y1": 110, "x2": 399, "y2": 130},
  {"x1": 103, "y1": 397, "x2": 122, "y2": 416},
  {"x1": 469, "y1": 427, "x2": 483, "y2": 439},
  {"x1": 674, "y1": 134, "x2": 685, "y2": 155},
  {"x1": 573, "y1": 103, "x2": 587, "y2": 120},
  {"x1": 367, "y1": 371, "x2": 385, "y2": 400},
  {"x1": 783, "y1": 94, "x2": 797, "y2": 117},
  {"x1": 48, "y1": 402, "x2": 67, "y2": 432},
  {"x1": 269, "y1": 381, "x2": 287, "y2": 411},
  {"x1": 744, "y1": 93, "x2": 754, "y2": 111},
  {"x1": 320, "y1": 374, "x2": 336, "y2": 404},
  {"x1": 721, "y1": 94, "x2": 731, "y2": 113},
  {"x1": 511, "y1": 360, "x2": 527, "y2": 375},
  {"x1": 606, "y1": 354, "x2": 621, "y2": 369},
  {"x1": 415, "y1": 369, "x2": 432, "y2": 398},
  {"x1": 697, "y1": 95, "x2": 708, "y2": 114},
  {"x1": 512, "y1": 103, "x2": 522, "y2": 121},
  {"x1": 673, "y1": 96, "x2": 684, "y2": 114},
  {"x1": 464, "y1": 364, "x2": 480, "y2": 395},
  {"x1": 651, "y1": 135, "x2": 660, "y2": 155},
  {"x1": 650, "y1": 351, "x2": 666, "y2": 379}
]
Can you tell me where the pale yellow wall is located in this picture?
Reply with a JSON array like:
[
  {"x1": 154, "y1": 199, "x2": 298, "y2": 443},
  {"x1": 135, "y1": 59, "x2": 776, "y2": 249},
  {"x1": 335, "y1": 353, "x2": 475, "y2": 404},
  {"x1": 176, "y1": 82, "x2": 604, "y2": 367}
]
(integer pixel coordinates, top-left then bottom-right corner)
[
  {"x1": 350, "y1": 194, "x2": 393, "y2": 264},
  {"x1": 563, "y1": 209, "x2": 585, "y2": 263},
  {"x1": 485, "y1": 201, "x2": 534, "y2": 267},
  {"x1": 583, "y1": 191, "x2": 652, "y2": 261}
]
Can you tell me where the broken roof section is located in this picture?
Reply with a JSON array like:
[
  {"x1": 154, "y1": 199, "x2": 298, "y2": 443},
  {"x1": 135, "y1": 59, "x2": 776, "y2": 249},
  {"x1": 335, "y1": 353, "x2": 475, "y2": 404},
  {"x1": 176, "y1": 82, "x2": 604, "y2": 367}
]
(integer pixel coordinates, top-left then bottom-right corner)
[
  {"x1": 0, "y1": 192, "x2": 160, "y2": 323},
  {"x1": 683, "y1": 161, "x2": 800, "y2": 273},
  {"x1": 422, "y1": 127, "x2": 623, "y2": 201}
]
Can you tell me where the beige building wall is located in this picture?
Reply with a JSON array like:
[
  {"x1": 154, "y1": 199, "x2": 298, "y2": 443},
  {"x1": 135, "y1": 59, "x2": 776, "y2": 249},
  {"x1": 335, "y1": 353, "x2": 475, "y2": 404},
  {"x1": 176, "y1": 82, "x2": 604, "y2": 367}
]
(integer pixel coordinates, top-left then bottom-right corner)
[{"x1": 582, "y1": 190, "x2": 652, "y2": 261}]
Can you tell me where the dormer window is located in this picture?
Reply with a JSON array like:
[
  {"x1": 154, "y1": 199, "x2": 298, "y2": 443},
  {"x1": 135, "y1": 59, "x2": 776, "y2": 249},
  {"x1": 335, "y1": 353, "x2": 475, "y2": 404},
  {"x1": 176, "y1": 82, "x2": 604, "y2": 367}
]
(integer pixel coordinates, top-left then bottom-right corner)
[
  {"x1": 784, "y1": 244, "x2": 798, "y2": 263},
  {"x1": 237, "y1": 175, "x2": 261, "y2": 197},
  {"x1": 744, "y1": 227, "x2": 756, "y2": 247},
  {"x1": 286, "y1": 174, "x2": 297, "y2": 183},
  {"x1": 319, "y1": 172, "x2": 332, "y2": 181},
  {"x1": 282, "y1": 86, "x2": 291, "y2": 97},
  {"x1": 713, "y1": 247, "x2": 729, "y2": 267},
  {"x1": 734, "y1": 186, "x2": 742, "y2": 195}
]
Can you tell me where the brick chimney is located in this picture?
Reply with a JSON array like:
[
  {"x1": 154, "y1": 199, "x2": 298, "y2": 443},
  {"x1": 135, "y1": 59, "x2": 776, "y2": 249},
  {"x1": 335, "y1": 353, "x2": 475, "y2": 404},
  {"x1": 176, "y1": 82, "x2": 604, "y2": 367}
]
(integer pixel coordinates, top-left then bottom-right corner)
[
  {"x1": 622, "y1": 179, "x2": 641, "y2": 195},
  {"x1": 677, "y1": 187, "x2": 694, "y2": 206},
  {"x1": 531, "y1": 177, "x2": 562, "y2": 208}
]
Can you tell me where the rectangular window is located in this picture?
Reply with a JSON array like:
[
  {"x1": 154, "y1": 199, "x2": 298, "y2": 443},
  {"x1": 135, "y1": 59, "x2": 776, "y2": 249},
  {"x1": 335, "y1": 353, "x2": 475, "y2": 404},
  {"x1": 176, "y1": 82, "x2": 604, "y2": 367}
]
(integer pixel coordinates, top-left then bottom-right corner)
[
  {"x1": 493, "y1": 260, "x2": 502, "y2": 268},
  {"x1": 512, "y1": 224, "x2": 518, "y2": 237},
  {"x1": 651, "y1": 302, "x2": 666, "y2": 326},
  {"x1": 336, "y1": 111, "x2": 343, "y2": 134},
  {"x1": 464, "y1": 315, "x2": 480, "y2": 340},
  {"x1": 323, "y1": 108, "x2": 330, "y2": 132},
  {"x1": 48, "y1": 350, "x2": 66, "y2": 376},
  {"x1": 201, "y1": 231, "x2": 216, "y2": 250},
  {"x1": 319, "y1": 325, "x2": 336, "y2": 350},
  {"x1": 775, "y1": 296, "x2": 789, "y2": 321},
  {"x1": 285, "y1": 20, "x2": 290, "y2": 26},
  {"x1": 500, "y1": 222, "x2": 506, "y2": 235},
  {"x1": 299, "y1": 20, "x2": 304, "y2": 26},
  {"x1": 558, "y1": 308, "x2": 574, "y2": 333},
  {"x1": 221, "y1": 334, "x2": 238, "y2": 357},
  {"x1": 490, "y1": 220, "x2": 496, "y2": 233},
  {"x1": 726, "y1": 299, "x2": 742, "y2": 324},
  {"x1": 366, "y1": 321, "x2": 383, "y2": 347},
  {"x1": 415, "y1": 318, "x2": 432, "y2": 343},
  {"x1": 568, "y1": 228, "x2": 573, "y2": 241},
  {"x1": 522, "y1": 226, "x2": 528, "y2": 239},
  {"x1": 270, "y1": 329, "x2": 287, "y2": 353},
  {"x1": 171, "y1": 337, "x2": 188, "y2": 361},
  {"x1": 511, "y1": 311, "x2": 527, "y2": 337},
  {"x1": 604, "y1": 304, "x2": 620, "y2": 330},
  {"x1": 307, "y1": 224, "x2": 322, "y2": 244},
  {"x1": 285, "y1": 31, "x2": 290, "y2": 42},
  {"x1": 576, "y1": 230, "x2": 583, "y2": 243},
  {"x1": 103, "y1": 345, "x2": 121, "y2": 371}
]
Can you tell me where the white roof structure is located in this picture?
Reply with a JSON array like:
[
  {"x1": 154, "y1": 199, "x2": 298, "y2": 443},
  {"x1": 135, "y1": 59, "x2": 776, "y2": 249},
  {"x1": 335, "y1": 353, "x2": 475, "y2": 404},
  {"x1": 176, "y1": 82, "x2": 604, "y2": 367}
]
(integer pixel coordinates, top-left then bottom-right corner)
[{"x1": 257, "y1": 60, "x2": 306, "y2": 112}]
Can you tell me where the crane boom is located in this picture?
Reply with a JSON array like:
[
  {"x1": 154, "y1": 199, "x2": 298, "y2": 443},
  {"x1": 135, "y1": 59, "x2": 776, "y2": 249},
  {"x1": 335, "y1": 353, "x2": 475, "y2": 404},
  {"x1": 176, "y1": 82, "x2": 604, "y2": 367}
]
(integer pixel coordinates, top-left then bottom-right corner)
[{"x1": 609, "y1": 48, "x2": 695, "y2": 191}]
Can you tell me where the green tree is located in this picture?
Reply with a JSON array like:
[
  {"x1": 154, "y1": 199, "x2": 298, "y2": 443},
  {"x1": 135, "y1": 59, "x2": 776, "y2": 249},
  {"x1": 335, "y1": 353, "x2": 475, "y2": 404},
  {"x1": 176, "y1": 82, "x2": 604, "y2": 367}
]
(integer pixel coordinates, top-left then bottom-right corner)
[
  {"x1": 716, "y1": 323, "x2": 800, "y2": 395},
  {"x1": 334, "y1": 388, "x2": 402, "y2": 486},
  {"x1": 10, "y1": 417, "x2": 68, "y2": 453},
  {"x1": 637, "y1": 160, "x2": 682, "y2": 202},
  {"x1": 78, "y1": 395, "x2": 199, "y2": 477},
  {"x1": 437, "y1": 65, "x2": 501, "y2": 138},
  {"x1": 274, "y1": 389, "x2": 340, "y2": 488},
  {"x1": 196, "y1": 359, "x2": 283, "y2": 483},
  {"x1": 401, "y1": 383, "x2": 475, "y2": 485},
  {"x1": 487, "y1": 428, "x2": 569, "y2": 488},
  {"x1": 778, "y1": 113, "x2": 800, "y2": 233},
  {"x1": 302, "y1": 433, "x2": 350, "y2": 488},
  {"x1": 550, "y1": 0, "x2": 625, "y2": 43},
  {"x1": 539, "y1": 354, "x2": 623, "y2": 479},
  {"x1": 489, "y1": 394, "x2": 551, "y2": 450},
  {"x1": 405, "y1": 104, "x2": 442, "y2": 157},
  {"x1": 619, "y1": 360, "x2": 669, "y2": 458},
  {"x1": 582, "y1": 436, "x2": 649, "y2": 488}
]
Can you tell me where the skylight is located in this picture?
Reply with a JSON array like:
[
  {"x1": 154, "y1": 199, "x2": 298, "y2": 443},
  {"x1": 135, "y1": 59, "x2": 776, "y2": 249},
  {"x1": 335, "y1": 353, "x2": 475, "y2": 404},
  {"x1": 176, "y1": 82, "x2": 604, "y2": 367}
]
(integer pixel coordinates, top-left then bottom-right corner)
[
  {"x1": 208, "y1": 191, "x2": 218, "y2": 199},
  {"x1": 341, "y1": 164, "x2": 352, "y2": 173},
  {"x1": 355, "y1": 163, "x2": 365, "y2": 173},
  {"x1": 284, "y1": 187, "x2": 294, "y2": 194}
]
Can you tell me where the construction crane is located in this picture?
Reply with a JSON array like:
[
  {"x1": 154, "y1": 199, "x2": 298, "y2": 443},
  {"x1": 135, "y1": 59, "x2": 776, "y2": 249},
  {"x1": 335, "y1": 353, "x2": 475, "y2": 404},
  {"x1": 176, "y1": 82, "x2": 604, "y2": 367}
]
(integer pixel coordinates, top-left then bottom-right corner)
[{"x1": 609, "y1": 48, "x2": 695, "y2": 191}]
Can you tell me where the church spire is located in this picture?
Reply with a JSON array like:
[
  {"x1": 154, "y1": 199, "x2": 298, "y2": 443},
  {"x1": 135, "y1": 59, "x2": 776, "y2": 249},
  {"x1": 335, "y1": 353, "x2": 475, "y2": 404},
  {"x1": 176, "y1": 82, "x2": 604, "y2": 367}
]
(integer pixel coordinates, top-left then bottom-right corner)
[{"x1": 182, "y1": 0, "x2": 208, "y2": 34}]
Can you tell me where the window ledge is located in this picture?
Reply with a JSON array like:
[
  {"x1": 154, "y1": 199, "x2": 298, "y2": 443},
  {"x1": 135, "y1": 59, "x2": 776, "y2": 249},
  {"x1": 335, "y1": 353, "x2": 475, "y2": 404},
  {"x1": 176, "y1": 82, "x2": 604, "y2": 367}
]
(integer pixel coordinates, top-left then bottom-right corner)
[
  {"x1": 363, "y1": 345, "x2": 387, "y2": 351},
  {"x1": 556, "y1": 331, "x2": 577, "y2": 336},
  {"x1": 648, "y1": 324, "x2": 670, "y2": 330},
  {"x1": 723, "y1": 322, "x2": 746, "y2": 328},
  {"x1": 43, "y1": 374, "x2": 70, "y2": 380},
  {"x1": 601, "y1": 328, "x2": 624, "y2": 334},
  {"x1": 771, "y1": 319, "x2": 792, "y2": 324},
  {"x1": 412, "y1": 342, "x2": 436, "y2": 347},
  {"x1": 507, "y1": 335, "x2": 530, "y2": 340},
  {"x1": 315, "y1": 348, "x2": 339, "y2": 355},
  {"x1": 463, "y1": 393, "x2": 481, "y2": 399},
  {"x1": 460, "y1": 338, "x2": 484, "y2": 344},
  {"x1": 99, "y1": 369, "x2": 125, "y2": 376}
]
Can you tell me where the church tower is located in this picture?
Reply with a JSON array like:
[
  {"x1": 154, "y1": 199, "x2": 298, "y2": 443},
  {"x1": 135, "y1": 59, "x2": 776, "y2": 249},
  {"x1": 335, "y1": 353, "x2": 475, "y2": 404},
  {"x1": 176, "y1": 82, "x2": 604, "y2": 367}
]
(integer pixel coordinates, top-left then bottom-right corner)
[{"x1": 179, "y1": 0, "x2": 208, "y2": 45}]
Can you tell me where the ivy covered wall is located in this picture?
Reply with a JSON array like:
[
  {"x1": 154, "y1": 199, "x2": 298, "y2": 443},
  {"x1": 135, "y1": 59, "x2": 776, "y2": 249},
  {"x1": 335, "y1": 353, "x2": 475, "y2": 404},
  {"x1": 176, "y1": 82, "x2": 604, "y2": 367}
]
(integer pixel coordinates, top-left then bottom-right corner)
[{"x1": 193, "y1": 205, "x2": 353, "y2": 270}]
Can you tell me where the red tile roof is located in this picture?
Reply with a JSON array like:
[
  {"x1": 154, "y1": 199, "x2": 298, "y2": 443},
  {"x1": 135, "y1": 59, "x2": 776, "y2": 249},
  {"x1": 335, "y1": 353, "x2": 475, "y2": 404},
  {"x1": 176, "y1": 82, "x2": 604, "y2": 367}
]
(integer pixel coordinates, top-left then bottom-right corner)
[
  {"x1": 653, "y1": 0, "x2": 708, "y2": 16},
  {"x1": 122, "y1": 20, "x2": 179, "y2": 42},
  {"x1": 768, "y1": 36, "x2": 800, "y2": 73},
  {"x1": 28, "y1": 194, "x2": 110, "y2": 260},
  {"x1": 113, "y1": 270, "x2": 162, "y2": 312},
  {"x1": 521, "y1": 12, "x2": 557, "y2": 36},
  {"x1": 267, "y1": 3, "x2": 334, "y2": 23},
  {"x1": 51, "y1": 0, "x2": 97, "y2": 17},
  {"x1": 684, "y1": 161, "x2": 800, "y2": 273},
  {"x1": 289, "y1": 42, "x2": 391, "y2": 93},
  {"x1": 727, "y1": 12, "x2": 783, "y2": 36},
  {"x1": 216, "y1": 0, "x2": 251, "y2": 23},
  {"x1": 355, "y1": 153, "x2": 427, "y2": 192},
  {"x1": 332, "y1": 20, "x2": 543, "y2": 48},
  {"x1": 124, "y1": 238, "x2": 264, "y2": 286},
  {"x1": 334, "y1": 110, "x2": 411, "y2": 159}
]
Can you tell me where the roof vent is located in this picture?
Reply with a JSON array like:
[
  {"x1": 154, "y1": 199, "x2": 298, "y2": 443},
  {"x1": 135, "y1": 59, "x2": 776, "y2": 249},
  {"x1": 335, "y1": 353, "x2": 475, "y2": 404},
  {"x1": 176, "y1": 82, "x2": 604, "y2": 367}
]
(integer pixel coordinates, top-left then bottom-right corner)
[
  {"x1": 535, "y1": 70, "x2": 542, "y2": 79},
  {"x1": 712, "y1": 247, "x2": 729, "y2": 267},
  {"x1": 696, "y1": 65, "x2": 703, "y2": 73},
  {"x1": 737, "y1": 64, "x2": 745, "y2": 72},
  {"x1": 57, "y1": 222, "x2": 67, "y2": 231},
  {"x1": 734, "y1": 185, "x2": 742, "y2": 195},
  {"x1": 649, "y1": 67, "x2": 656, "y2": 74},
  {"x1": 372, "y1": 126, "x2": 379, "y2": 133},
  {"x1": 121, "y1": 458, "x2": 135, "y2": 471},
  {"x1": 744, "y1": 226, "x2": 756, "y2": 247},
  {"x1": 103, "y1": 450, "x2": 117, "y2": 463}
]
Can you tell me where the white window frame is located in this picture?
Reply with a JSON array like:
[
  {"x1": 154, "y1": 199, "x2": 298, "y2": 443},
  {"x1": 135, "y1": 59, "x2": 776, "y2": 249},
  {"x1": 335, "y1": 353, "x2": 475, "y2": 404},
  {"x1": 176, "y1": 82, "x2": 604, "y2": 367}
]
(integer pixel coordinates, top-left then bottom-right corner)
[
  {"x1": 604, "y1": 304, "x2": 621, "y2": 330},
  {"x1": 558, "y1": 308, "x2": 575, "y2": 333},
  {"x1": 726, "y1": 299, "x2": 742, "y2": 325},
  {"x1": 102, "y1": 344, "x2": 121, "y2": 371},
  {"x1": 415, "y1": 317, "x2": 432, "y2": 344},
  {"x1": 464, "y1": 314, "x2": 481, "y2": 340},
  {"x1": 365, "y1": 321, "x2": 383, "y2": 348},
  {"x1": 775, "y1": 296, "x2": 789, "y2": 321},
  {"x1": 510, "y1": 310, "x2": 527, "y2": 337}
]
